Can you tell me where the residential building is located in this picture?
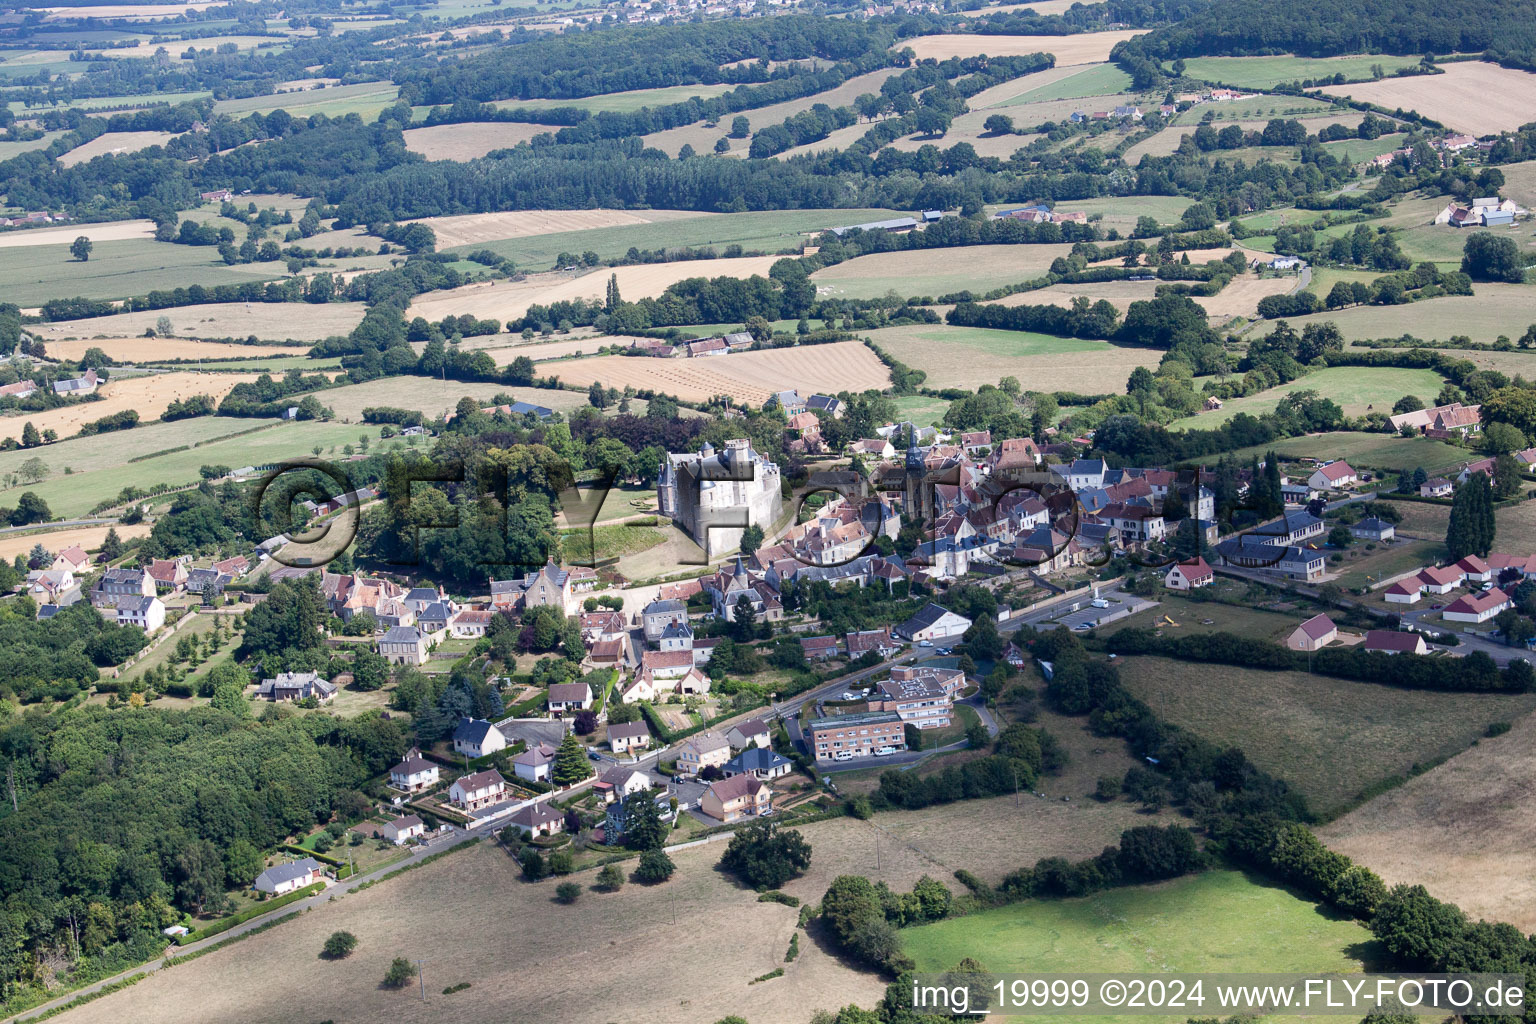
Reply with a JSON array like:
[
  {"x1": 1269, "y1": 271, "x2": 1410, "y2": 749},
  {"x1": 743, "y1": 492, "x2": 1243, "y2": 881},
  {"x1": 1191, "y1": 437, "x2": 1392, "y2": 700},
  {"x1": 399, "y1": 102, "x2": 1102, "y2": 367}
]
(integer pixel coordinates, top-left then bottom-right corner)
[
  {"x1": 51, "y1": 545, "x2": 90, "y2": 573},
  {"x1": 1308, "y1": 461, "x2": 1358, "y2": 490},
  {"x1": 448, "y1": 769, "x2": 507, "y2": 811},
  {"x1": 675, "y1": 732, "x2": 731, "y2": 775},
  {"x1": 513, "y1": 742, "x2": 558, "y2": 783},
  {"x1": 725, "y1": 718, "x2": 772, "y2": 751},
  {"x1": 378, "y1": 625, "x2": 428, "y2": 665},
  {"x1": 808, "y1": 710, "x2": 906, "y2": 762},
  {"x1": 1350, "y1": 517, "x2": 1396, "y2": 542},
  {"x1": 380, "y1": 814, "x2": 426, "y2": 845},
  {"x1": 596, "y1": 766, "x2": 654, "y2": 803},
  {"x1": 846, "y1": 627, "x2": 900, "y2": 659},
  {"x1": 1457, "y1": 555, "x2": 1492, "y2": 583},
  {"x1": 800, "y1": 635, "x2": 840, "y2": 661},
  {"x1": 1363, "y1": 630, "x2": 1428, "y2": 655},
  {"x1": 256, "y1": 672, "x2": 337, "y2": 703},
  {"x1": 657, "y1": 439, "x2": 784, "y2": 558},
  {"x1": 642, "y1": 598, "x2": 688, "y2": 642},
  {"x1": 723, "y1": 747, "x2": 793, "y2": 780},
  {"x1": 1420, "y1": 477, "x2": 1453, "y2": 498},
  {"x1": 894, "y1": 602, "x2": 971, "y2": 642},
  {"x1": 871, "y1": 674, "x2": 952, "y2": 729},
  {"x1": 608, "y1": 721, "x2": 652, "y2": 754},
  {"x1": 115, "y1": 595, "x2": 165, "y2": 631},
  {"x1": 1384, "y1": 579, "x2": 1423, "y2": 604},
  {"x1": 701, "y1": 774, "x2": 773, "y2": 822},
  {"x1": 1286, "y1": 613, "x2": 1337, "y2": 651},
  {"x1": 507, "y1": 801, "x2": 563, "y2": 837},
  {"x1": 1417, "y1": 565, "x2": 1463, "y2": 594},
  {"x1": 1442, "y1": 589, "x2": 1511, "y2": 624},
  {"x1": 53, "y1": 369, "x2": 100, "y2": 396},
  {"x1": 388, "y1": 748, "x2": 440, "y2": 792},
  {"x1": 520, "y1": 559, "x2": 579, "y2": 615},
  {"x1": 90, "y1": 567, "x2": 154, "y2": 609},
  {"x1": 1164, "y1": 557, "x2": 1214, "y2": 590},
  {"x1": 254, "y1": 858, "x2": 323, "y2": 895},
  {"x1": 452, "y1": 717, "x2": 507, "y2": 759},
  {"x1": 547, "y1": 682, "x2": 593, "y2": 715}
]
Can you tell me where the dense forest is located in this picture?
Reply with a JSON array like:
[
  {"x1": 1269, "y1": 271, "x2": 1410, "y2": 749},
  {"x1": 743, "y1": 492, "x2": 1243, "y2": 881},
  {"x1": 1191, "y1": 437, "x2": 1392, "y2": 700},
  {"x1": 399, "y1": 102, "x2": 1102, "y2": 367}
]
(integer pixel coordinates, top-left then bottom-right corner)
[{"x1": 1113, "y1": 0, "x2": 1536, "y2": 71}]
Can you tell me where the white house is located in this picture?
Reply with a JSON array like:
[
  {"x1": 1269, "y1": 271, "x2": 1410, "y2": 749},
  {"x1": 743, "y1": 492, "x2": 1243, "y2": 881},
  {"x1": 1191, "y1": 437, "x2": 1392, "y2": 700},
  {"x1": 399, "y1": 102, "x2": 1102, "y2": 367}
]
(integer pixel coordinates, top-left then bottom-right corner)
[
  {"x1": 452, "y1": 717, "x2": 507, "y2": 759},
  {"x1": 388, "y1": 748, "x2": 440, "y2": 792},
  {"x1": 676, "y1": 732, "x2": 731, "y2": 776},
  {"x1": 1384, "y1": 579, "x2": 1423, "y2": 604},
  {"x1": 512, "y1": 741, "x2": 557, "y2": 783},
  {"x1": 725, "y1": 718, "x2": 772, "y2": 751},
  {"x1": 607, "y1": 721, "x2": 652, "y2": 754},
  {"x1": 1308, "y1": 461, "x2": 1357, "y2": 490},
  {"x1": 894, "y1": 602, "x2": 972, "y2": 642},
  {"x1": 1442, "y1": 589, "x2": 1511, "y2": 624},
  {"x1": 380, "y1": 814, "x2": 426, "y2": 845},
  {"x1": 115, "y1": 595, "x2": 165, "y2": 632},
  {"x1": 448, "y1": 768, "x2": 507, "y2": 811},
  {"x1": 1286, "y1": 613, "x2": 1337, "y2": 651},
  {"x1": 254, "y1": 857, "x2": 323, "y2": 895},
  {"x1": 1164, "y1": 557, "x2": 1214, "y2": 590},
  {"x1": 1363, "y1": 630, "x2": 1428, "y2": 655}
]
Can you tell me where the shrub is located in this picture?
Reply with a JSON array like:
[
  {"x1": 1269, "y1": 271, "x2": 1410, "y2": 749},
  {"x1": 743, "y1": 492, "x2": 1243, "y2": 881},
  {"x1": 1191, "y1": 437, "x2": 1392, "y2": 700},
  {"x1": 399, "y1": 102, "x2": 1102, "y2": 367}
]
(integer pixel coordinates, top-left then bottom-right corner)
[
  {"x1": 321, "y1": 931, "x2": 358, "y2": 960},
  {"x1": 596, "y1": 863, "x2": 625, "y2": 891},
  {"x1": 383, "y1": 957, "x2": 416, "y2": 988},
  {"x1": 555, "y1": 881, "x2": 581, "y2": 904},
  {"x1": 634, "y1": 848, "x2": 675, "y2": 884}
]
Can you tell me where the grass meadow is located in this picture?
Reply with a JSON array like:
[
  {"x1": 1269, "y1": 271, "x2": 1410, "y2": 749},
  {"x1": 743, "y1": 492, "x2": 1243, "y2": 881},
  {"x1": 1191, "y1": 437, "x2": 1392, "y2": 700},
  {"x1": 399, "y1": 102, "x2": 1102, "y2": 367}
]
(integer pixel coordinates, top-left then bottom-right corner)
[
  {"x1": 904, "y1": 869, "x2": 1375, "y2": 1024},
  {"x1": 1115, "y1": 655, "x2": 1536, "y2": 816},
  {"x1": 1251, "y1": 283, "x2": 1536, "y2": 345},
  {"x1": 1169, "y1": 367, "x2": 1447, "y2": 429},
  {"x1": 1220, "y1": 432, "x2": 1470, "y2": 474},
  {"x1": 443, "y1": 208, "x2": 901, "y2": 269},
  {"x1": 0, "y1": 239, "x2": 285, "y2": 306},
  {"x1": 1178, "y1": 54, "x2": 1428, "y2": 90}
]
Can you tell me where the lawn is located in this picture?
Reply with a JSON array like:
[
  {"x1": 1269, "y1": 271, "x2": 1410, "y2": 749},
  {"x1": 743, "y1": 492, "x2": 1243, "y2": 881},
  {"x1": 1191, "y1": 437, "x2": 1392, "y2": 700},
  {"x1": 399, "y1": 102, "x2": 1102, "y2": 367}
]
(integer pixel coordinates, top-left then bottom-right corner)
[
  {"x1": 1179, "y1": 54, "x2": 1428, "y2": 90},
  {"x1": 1220, "y1": 432, "x2": 1471, "y2": 475},
  {"x1": 0, "y1": 238, "x2": 285, "y2": 306},
  {"x1": 444, "y1": 208, "x2": 902, "y2": 270},
  {"x1": 1331, "y1": 537, "x2": 1445, "y2": 593},
  {"x1": 903, "y1": 870, "x2": 1373, "y2": 1013},
  {"x1": 811, "y1": 243, "x2": 1073, "y2": 299},
  {"x1": 865, "y1": 323, "x2": 1161, "y2": 391},
  {"x1": 559, "y1": 523, "x2": 668, "y2": 564},
  {"x1": 1302, "y1": 266, "x2": 1380, "y2": 298},
  {"x1": 1107, "y1": 584, "x2": 1303, "y2": 641},
  {"x1": 1394, "y1": 224, "x2": 1531, "y2": 266},
  {"x1": 1169, "y1": 367, "x2": 1447, "y2": 429},
  {"x1": 1496, "y1": 498, "x2": 1536, "y2": 553},
  {"x1": 1115, "y1": 655, "x2": 1536, "y2": 816},
  {"x1": 6, "y1": 420, "x2": 371, "y2": 518}
]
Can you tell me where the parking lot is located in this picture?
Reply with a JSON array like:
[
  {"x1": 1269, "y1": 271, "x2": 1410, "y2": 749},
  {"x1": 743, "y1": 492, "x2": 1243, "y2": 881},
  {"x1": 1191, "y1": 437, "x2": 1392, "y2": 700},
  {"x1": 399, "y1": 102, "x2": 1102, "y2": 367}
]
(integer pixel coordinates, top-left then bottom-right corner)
[{"x1": 1046, "y1": 590, "x2": 1157, "y2": 631}]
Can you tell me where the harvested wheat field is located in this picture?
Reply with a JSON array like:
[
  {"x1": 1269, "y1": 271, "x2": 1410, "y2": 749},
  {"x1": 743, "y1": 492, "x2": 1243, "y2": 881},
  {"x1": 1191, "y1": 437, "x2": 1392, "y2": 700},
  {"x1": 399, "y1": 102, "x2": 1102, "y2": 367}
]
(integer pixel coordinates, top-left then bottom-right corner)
[
  {"x1": 400, "y1": 209, "x2": 710, "y2": 249},
  {"x1": 0, "y1": 372, "x2": 262, "y2": 444},
  {"x1": 320, "y1": 377, "x2": 592, "y2": 421},
  {"x1": 1319, "y1": 712, "x2": 1536, "y2": 931},
  {"x1": 1195, "y1": 274, "x2": 1297, "y2": 321},
  {"x1": 1320, "y1": 61, "x2": 1536, "y2": 135},
  {"x1": 813, "y1": 243, "x2": 1075, "y2": 300},
  {"x1": 408, "y1": 256, "x2": 781, "y2": 323},
  {"x1": 402, "y1": 122, "x2": 555, "y2": 160},
  {"x1": 41, "y1": 301, "x2": 366, "y2": 343},
  {"x1": 897, "y1": 29, "x2": 1143, "y2": 65},
  {"x1": 56, "y1": 132, "x2": 181, "y2": 167},
  {"x1": 39, "y1": 1, "x2": 217, "y2": 17},
  {"x1": 0, "y1": 523, "x2": 151, "y2": 563},
  {"x1": 0, "y1": 220, "x2": 156, "y2": 249},
  {"x1": 868, "y1": 323, "x2": 1158, "y2": 391},
  {"x1": 44, "y1": 337, "x2": 304, "y2": 362},
  {"x1": 549, "y1": 341, "x2": 889, "y2": 404}
]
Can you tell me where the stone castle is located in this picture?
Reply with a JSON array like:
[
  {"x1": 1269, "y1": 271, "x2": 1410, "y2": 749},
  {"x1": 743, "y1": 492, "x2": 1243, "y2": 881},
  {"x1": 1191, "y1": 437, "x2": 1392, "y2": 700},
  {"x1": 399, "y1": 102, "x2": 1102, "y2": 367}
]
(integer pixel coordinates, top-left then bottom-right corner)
[{"x1": 657, "y1": 439, "x2": 783, "y2": 558}]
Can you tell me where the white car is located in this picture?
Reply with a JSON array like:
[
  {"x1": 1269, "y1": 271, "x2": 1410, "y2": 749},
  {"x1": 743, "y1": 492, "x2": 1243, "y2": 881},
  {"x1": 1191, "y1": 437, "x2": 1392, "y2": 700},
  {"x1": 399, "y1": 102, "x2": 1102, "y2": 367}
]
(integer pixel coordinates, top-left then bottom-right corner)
[
  {"x1": 833, "y1": 750, "x2": 855, "y2": 762},
  {"x1": 918, "y1": 640, "x2": 934, "y2": 648},
  {"x1": 874, "y1": 746, "x2": 897, "y2": 757}
]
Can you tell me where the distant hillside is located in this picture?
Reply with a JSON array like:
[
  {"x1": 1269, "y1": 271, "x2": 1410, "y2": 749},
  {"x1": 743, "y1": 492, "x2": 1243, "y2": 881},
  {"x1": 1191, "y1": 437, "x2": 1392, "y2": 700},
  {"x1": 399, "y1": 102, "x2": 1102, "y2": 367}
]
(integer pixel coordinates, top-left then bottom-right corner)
[{"x1": 1113, "y1": 0, "x2": 1536, "y2": 73}]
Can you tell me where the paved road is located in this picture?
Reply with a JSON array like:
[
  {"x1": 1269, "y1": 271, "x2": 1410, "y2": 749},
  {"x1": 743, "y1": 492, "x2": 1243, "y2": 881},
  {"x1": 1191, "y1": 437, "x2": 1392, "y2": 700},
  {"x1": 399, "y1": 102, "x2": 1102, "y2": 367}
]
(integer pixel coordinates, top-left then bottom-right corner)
[{"x1": 0, "y1": 517, "x2": 118, "y2": 535}]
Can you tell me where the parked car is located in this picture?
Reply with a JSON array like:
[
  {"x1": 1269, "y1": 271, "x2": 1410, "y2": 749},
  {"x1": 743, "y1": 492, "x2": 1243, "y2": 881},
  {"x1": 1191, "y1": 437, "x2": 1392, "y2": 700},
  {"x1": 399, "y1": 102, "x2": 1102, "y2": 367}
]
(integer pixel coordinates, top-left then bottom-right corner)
[
  {"x1": 874, "y1": 746, "x2": 896, "y2": 757},
  {"x1": 833, "y1": 750, "x2": 855, "y2": 762},
  {"x1": 918, "y1": 640, "x2": 934, "y2": 648},
  {"x1": 586, "y1": 750, "x2": 601, "y2": 761}
]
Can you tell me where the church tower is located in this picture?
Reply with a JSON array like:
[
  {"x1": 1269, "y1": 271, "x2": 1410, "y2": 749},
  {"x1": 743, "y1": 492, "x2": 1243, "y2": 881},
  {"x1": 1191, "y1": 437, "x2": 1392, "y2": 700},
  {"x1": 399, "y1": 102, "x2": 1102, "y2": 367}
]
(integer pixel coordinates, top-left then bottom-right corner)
[{"x1": 903, "y1": 425, "x2": 929, "y2": 524}]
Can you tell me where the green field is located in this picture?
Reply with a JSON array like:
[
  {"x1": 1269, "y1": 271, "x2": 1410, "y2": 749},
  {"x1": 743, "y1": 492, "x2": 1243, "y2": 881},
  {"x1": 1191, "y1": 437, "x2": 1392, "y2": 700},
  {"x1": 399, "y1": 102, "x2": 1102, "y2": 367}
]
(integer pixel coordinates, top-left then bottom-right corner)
[
  {"x1": 904, "y1": 869, "x2": 1373, "y2": 1020},
  {"x1": 213, "y1": 82, "x2": 400, "y2": 119},
  {"x1": 0, "y1": 238, "x2": 285, "y2": 306},
  {"x1": 1221, "y1": 431, "x2": 1471, "y2": 474},
  {"x1": 1116, "y1": 655, "x2": 1536, "y2": 815},
  {"x1": 1169, "y1": 367, "x2": 1447, "y2": 429},
  {"x1": 1250, "y1": 283, "x2": 1536, "y2": 345},
  {"x1": 1302, "y1": 266, "x2": 1381, "y2": 297},
  {"x1": 491, "y1": 82, "x2": 737, "y2": 114},
  {"x1": 868, "y1": 323, "x2": 1160, "y2": 391},
  {"x1": 1000, "y1": 63, "x2": 1134, "y2": 104},
  {"x1": 891, "y1": 393, "x2": 953, "y2": 427},
  {"x1": 1394, "y1": 224, "x2": 1526, "y2": 267},
  {"x1": 1179, "y1": 54, "x2": 1428, "y2": 90},
  {"x1": 0, "y1": 130, "x2": 67, "y2": 160},
  {"x1": 0, "y1": 420, "x2": 372, "y2": 518},
  {"x1": 812, "y1": 243, "x2": 1070, "y2": 299},
  {"x1": 1319, "y1": 134, "x2": 1408, "y2": 165},
  {"x1": 445, "y1": 208, "x2": 903, "y2": 269}
]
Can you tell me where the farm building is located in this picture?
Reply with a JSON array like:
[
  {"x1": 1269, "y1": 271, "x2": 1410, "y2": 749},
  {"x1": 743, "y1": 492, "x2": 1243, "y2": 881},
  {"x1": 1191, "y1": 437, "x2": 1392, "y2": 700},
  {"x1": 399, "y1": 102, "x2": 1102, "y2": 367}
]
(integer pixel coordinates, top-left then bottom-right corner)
[{"x1": 894, "y1": 602, "x2": 972, "y2": 642}]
